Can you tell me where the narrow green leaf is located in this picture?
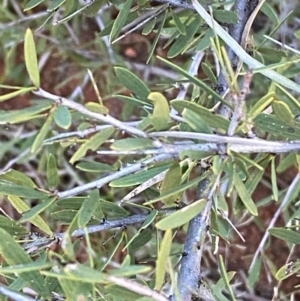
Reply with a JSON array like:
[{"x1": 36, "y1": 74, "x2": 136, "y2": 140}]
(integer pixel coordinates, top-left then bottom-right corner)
[
  {"x1": 147, "y1": 9, "x2": 167, "y2": 63},
  {"x1": 148, "y1": 92, "x2": 170, "y2": 130},
  {"x1": 218, "y1": 255, "x2": 237, "y2": 301},
  {"x1": 0, "y1": 169, "x2": 36, "y2": 188},
  {"x1": 233, "y1": 173, "x2": 258, "y2": 216},
  {"x1": 0, "y1": 228, "x2": 50, "y2": 298},
  {"x1": 277, "y1": 153, "x2": 296, "y2": 173},
  {"x1": 47, "y1": 154, "x2": 59, "y2": 189},
  {"x1": 0, "y1": 87, "x2": 36, "y2": 102},
  {"x1": 168, "y1": 16, "x2": 200, "y2": 58},
  {"x1": 172, "y1": 10, "x2": 186, "y2": 35},
  {"x1": 123, "y1": 210, "x2": 158, "y2": 250},
  {"x1": 131, "y1": 228, "x2": 153, "y2": 251},
  {"x1": 19, "y1": 197, "x2": 57, "y2": 223},
  {"x1": 160, "y1": 162, "x2": 182, "y2": 206},
  {"x1": 70, "y1": 127, "x2": 114, "y2": 164},
  {"x1": 47, "y1": 0, "x2": 66, "y2": 11},
  {"x1": 111, "y1": 137, "x2": 153, "y2": 151},
  {"x1": 8, "y1": 195, "x2": 52, "y2": 236},
  {"x1": 201, "y1": 62, "x2": 217, "y2": 84},
  {"x1": 155, "y1": 229, "x2": 172, "y2": 290},
  {"x1": 99, "y1": 199, "x2": 128, "y2": 217},
  {"x1": 171, "y1": 100, "x2": 229, "y2": 131},
  {"x1": 156, "y1": 199, "x2": 206, "y2": 230},
  {"x1": 272, "y1": 100, "x2": 294, "y2": 125},
  {"x1": 261, "y1": 2, "x2": 279, "y2": 24},
  {"x1": 24, "y1": 28, "x2": 40, "y2": 87},
  {"x1": 115, "y1": 67, "x2": 150, "y2": 100},
  {"x1": 182, "y1": 108, "x2": 212, "y2": 133},
  {"x1": 31, "y1": 110, "x2": 55, "y2": 153},
  {"x1": 0, "y1": 181, "x2": 49, "y2": 199},
  {"x1": 115, "y1": 94, "x2": 150, "y2": 107},
  {"x1": 254, "y1": 113, "x2": 300, "y2": 139},
  {"x1": 83, "y1": 0, "x2": 106, "y2": 17},
  {"x1": 56, "y1": 279, "x2": 92, "y2": 301},
  {"x1": 75, "y1": 161, "x2": 116, "y2": 173},
  {"x1": 0, "y1": 215, "x2": 27, "y2": 236},
  {"x1": 24, "y1": 0, "x2": 45, "y2": 11},
  {"x1": 269, "y1": 227, "x2": 300, "y2": 244},
  {"x1": 248, "y1": 92, "x2": 275, "y2": 117},
  {"x1": 85, "y1": 102, "x2": 108, "y2": 114},
  {"x1": 213, "y1": 10, "x2": 238, "y2": 24},
  {"x1": 52, "y1": 209, "x2": 78, "y2": 224},
  {"x1": 54, "y1": 105, "x2": 71, "y2": 129},
  {"x1": 247, "y1": 256, "x2": 261, "y2": 287},
  {"x1": 196, "y1": 28, "x2": 214, "y2": 51},
  {"x1": 142, "y1": 17, "x2": 157, "y2": 35},
  {"x1": 63, "y1": 264, "x2": 107, "y2": 283},
  {"x1": 110, "y1": 0, "x2": 133, "y2": 42},
  {"x1": 100, "y1": 232, "x2": 124, "y2": 271},
  {"x1": 0, "y1": 103, "x2": 52, "y2": 124},
  {"x1": 78, "y1": 190, "x2": 99, "y2": 228}
]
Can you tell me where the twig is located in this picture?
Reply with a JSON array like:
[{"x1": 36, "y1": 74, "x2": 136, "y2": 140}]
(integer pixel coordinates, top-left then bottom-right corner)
[
  {"x1": 97, "y1": 140, "x2": 300, "y2": 154},
  {"x1": 24, "y1": 209, "x2": 175, "y2": 255},
  {"x1": 106, "y1": 275, "x2": 169, "y2": 301},
  {"x1": 57, "y1": 153, "x2": 173, "y2": 199},
  {"x1": 174, "y1": 173, "x2": 220, "y2": 301},
  {"x1": 171, "y1": 51, "x2": 205, "y2": 116},
  {"x1": 248, "y1": 173, "x2": 300, "y2": 273},
  {"x1": 0, "y1": 284, "x2": 38, "y2": 301},
  {"x1": 43, "y1": 122, "x2": 140, "y2": 144},
  {"x1": 95, "y1": 4, "x2": 116, "y2": 63},
  {"x1": 0, "y1": 148, "x2": 30, "y2": 173},
  {"x1": 263, "y1": 35, "x2": 300, "y2": 55},
  {"x1": 33, "y1": 88, "x2": 147, "y2": 138}
]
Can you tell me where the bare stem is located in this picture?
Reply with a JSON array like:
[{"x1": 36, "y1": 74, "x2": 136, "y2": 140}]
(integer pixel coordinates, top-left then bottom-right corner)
[{"x1": 33, "y1": 88, "x2": 147, "y2": 138}]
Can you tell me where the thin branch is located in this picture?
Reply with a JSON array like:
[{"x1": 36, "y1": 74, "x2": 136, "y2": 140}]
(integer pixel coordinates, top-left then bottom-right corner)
[
  {"x1": 263, "y1": 34, "x2": 300, "y2": 55},
  {"x1": 148, "y1": 131, "x2": 300, "y2": 152},
  {"x1": 173, "y1": 51, "x2": 205, "y2": 101},
  {"x1": 23, "y1": 209, "x2": 175, "y2": 254},
  {"x1": 57, "y1": 153, "x2": 173, "y2": 199},
  {"x1": 106, "y1": 275, "x2": 169, "y2": 301},
  {"x1": 33, "y1": 88, "x2": 147, "y2": 138},
  {"x1": 43, "y1": 122, "x2": 140, "y2": 144},
  {"x1": 0, "y1": 284, "x2": 38, "y2": 301},
  {"x1": 97, "y1": 140, "x2": 300, "y2": 154},
  {"x1": 174, "y1": 172, "x2": 221, "y2": 301},
  {"x1": 248, "y1": 172, "x2": 300, "y2": 272}
]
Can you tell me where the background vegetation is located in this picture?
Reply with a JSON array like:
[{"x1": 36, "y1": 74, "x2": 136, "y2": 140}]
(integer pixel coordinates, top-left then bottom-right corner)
[{"x1": 1, "y1": 0, "x2": 300, "y2": 300}]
